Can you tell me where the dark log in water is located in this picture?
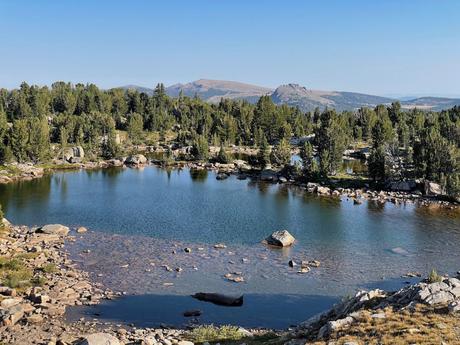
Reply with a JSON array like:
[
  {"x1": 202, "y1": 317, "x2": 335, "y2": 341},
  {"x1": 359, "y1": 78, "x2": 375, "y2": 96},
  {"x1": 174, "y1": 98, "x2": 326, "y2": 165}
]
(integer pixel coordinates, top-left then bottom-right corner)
[{"x1": 192, "y1": 292, "x2": 244, "y2": 307}]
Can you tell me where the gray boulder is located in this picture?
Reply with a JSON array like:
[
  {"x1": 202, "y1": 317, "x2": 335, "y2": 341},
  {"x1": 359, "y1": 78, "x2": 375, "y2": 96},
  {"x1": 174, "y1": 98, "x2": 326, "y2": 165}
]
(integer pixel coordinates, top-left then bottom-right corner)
[
  {"x1": 424, "y1": 181, "x2": 443, "y2": 196},
  {"x1": 316, "y1": 186, "x2": 331, "y2": 195},
  {"x1": 0, "y1": 304, "x2": 24, "y2": 326},
  {"x1": 125, "y1": 154, "x2": 147, "y2": 166},
  {"x1": 265, "y1": 230, "x2": 295, "y2": 247},
  {"x1": 36, "y1": 224, "x2": 70, "y2": 236}
]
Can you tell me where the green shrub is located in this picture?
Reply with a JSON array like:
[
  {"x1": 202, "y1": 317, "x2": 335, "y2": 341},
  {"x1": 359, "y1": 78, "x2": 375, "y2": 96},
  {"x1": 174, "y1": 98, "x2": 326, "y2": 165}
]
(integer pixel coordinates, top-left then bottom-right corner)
[
  {"x1": 0, "y1": 257, "x2": 24, "y2": 271},
  {"x1": 428, "y1": 269, "x2": 443, "y2": 283}
]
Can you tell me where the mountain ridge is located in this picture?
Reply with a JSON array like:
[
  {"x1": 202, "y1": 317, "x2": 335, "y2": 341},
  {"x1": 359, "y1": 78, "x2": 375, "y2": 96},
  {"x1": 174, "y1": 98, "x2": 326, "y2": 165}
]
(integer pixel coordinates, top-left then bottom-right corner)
[{"x1": 119, "y1": 80, "x2": 460, "y2": 111}]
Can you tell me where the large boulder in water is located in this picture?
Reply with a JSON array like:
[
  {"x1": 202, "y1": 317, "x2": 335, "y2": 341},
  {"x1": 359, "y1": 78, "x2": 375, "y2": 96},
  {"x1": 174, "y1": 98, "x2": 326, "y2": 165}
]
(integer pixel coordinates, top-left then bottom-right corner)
[
  {"x1": 265, "y1": 230, "x2": 295, "y2": 247},
  {"x1": 316, "y1": 186, "x2": 331, "y2": 195},
  {"x1": 125, "y1": 154, "x2": 147, "y2": 166},
  {"x1": 76, "y1": 333, "x2": 120, "y2": 345},
  {"x1": 36, "y1": 224, "x2": 70, "y2": 236}
]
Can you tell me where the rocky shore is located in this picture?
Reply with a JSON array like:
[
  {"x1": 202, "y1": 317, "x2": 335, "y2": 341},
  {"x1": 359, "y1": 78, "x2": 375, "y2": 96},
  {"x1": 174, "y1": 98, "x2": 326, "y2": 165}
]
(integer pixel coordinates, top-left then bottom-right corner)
[
  {"x1": 1, "y1": 220, "x2": 288, "y2": 345},
  {"x1": 0, "y1": 221, "x2": 217, "y2": 345},
  {"x1": 2, "y1": 219, "x2": 460, "y2": 344}
]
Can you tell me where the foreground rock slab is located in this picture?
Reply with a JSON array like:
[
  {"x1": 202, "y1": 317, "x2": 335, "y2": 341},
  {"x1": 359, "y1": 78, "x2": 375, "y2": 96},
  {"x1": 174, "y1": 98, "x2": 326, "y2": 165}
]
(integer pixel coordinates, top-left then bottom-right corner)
[{"x1": 77, "y1": 333, "x2": 121, "y2": 345}]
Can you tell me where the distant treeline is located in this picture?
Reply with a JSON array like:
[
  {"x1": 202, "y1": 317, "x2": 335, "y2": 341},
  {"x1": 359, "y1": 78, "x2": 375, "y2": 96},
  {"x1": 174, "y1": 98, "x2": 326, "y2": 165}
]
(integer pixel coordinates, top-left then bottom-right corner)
[{"x1": 0, "y1": 82, "x2": 459, "y2": 197}]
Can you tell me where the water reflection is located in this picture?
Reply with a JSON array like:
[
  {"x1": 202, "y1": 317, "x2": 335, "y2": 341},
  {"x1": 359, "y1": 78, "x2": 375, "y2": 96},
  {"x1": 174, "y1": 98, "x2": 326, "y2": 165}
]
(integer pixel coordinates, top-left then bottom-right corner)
[
  {"x1": 189, "y1": 169, "x2": 208, "y2": 182},
  {"x1": 0, "y1": 175, "x2": 52, "y2": 214}
]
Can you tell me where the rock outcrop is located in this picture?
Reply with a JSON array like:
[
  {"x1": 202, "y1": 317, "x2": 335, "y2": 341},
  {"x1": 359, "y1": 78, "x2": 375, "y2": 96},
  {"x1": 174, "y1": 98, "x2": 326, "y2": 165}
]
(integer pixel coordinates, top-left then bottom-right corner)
[
  {"x1": 63, "y1": 146, "x2": 85, "y2": 163},
  {"x1": 296, "y1": 277, "x2": 460, "y2": 341}
]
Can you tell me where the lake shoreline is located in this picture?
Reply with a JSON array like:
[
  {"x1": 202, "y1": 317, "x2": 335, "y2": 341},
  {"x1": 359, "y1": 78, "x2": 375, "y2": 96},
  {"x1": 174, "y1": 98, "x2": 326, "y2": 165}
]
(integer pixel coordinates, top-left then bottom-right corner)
[
  {"x1": 0, "y1": 221, "x2": 277, "y2": 344},
  {"x1": 1, "y1": 155, "x2": 459, "y2": 210}
]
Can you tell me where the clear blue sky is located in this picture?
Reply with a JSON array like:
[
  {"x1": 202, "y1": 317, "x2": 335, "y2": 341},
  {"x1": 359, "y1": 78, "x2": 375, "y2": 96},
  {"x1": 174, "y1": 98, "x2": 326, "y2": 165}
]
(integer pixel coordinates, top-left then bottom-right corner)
[{"x1": 1, "y1": 0, "x2": 459, "y2": 96}]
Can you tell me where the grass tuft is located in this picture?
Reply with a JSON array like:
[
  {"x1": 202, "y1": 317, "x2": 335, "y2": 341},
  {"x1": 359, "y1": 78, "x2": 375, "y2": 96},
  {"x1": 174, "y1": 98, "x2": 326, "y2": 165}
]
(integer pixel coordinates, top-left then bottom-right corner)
[
  {"x1": 189, "y1": 325, "x2": 245, "y2": 343},
  {"x1": 41, "y1": 263, "x2": 57, "y2": 273}
]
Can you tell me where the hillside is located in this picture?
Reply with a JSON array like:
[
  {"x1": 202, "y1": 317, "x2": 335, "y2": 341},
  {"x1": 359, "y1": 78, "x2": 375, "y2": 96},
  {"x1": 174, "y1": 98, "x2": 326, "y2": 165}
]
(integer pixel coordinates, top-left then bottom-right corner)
[{"x1": 401, "y1": 97, "x2": 460, "y2": 111}]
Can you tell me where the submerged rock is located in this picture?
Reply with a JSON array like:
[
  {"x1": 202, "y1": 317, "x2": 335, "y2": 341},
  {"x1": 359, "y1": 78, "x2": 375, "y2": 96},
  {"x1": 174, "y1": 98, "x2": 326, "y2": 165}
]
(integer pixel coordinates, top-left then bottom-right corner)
[
  {"x1": 183, "y1": 309, "x2": 202, "y2": 317},
  {"x1": 192, "y1": 292, "x2": 244, "y2": 306},
  {"x1": 216, "y1": 173, "x2": 229, "y2": 180},
  {"x1": 76, "y1": 226, "x2": 88, "y2": 233},
  {"x1": 265, "y1": 230, "x2": 295, "y2": 247},
  {"x1": 260, "y1": 169, "x2": 278, "y2": 182}
]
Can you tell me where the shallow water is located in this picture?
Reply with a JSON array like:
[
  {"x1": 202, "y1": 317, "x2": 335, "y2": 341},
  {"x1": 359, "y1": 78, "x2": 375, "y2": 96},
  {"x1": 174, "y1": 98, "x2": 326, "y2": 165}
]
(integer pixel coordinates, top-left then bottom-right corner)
[{"x1": 1, "y1": 166, "x2": 459, "y2": 328}]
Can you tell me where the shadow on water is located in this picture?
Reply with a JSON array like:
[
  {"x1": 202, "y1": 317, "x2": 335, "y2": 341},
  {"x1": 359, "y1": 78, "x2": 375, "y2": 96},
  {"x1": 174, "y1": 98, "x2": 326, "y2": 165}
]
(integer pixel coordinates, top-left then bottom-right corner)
[
  {"x1": 360, "y1": 276, "x2": 422, "y2": 292},
  {"x1": 66, "y1": 293, "x2": 339, "y2": 329}
]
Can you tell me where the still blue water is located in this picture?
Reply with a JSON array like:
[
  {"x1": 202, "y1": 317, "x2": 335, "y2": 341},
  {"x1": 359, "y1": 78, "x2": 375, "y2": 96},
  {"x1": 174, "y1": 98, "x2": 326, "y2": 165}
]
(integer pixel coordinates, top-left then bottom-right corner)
[
  {"x1": 1, "y1": 167, "x2": 459, "y2": 255},
  {"x1": 1, "y1": 167, "x2": 460, "y2": 328}
]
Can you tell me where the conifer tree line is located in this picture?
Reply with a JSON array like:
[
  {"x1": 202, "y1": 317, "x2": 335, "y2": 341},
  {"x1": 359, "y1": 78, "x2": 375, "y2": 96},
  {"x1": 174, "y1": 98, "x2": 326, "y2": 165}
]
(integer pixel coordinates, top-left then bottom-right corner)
[{"x1": 0, "y1": 82, "x2": 459, "y2": 196}]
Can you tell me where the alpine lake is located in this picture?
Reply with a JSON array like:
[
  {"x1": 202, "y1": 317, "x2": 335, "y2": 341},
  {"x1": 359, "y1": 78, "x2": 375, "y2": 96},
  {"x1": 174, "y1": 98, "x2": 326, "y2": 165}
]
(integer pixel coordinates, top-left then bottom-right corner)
[{"x1": 1, "y1": 165, "x2": 459, "y2": 329}]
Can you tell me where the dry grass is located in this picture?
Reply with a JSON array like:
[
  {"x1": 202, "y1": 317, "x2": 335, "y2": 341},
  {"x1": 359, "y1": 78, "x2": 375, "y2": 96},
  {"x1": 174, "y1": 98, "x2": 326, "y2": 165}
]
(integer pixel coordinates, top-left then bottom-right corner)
[
  {"x1": 307, "y1": 305, "x2": 460, "y2": 345},
  {"x1": 189, "y1": 325, "x2": 245, "y2": 343}
]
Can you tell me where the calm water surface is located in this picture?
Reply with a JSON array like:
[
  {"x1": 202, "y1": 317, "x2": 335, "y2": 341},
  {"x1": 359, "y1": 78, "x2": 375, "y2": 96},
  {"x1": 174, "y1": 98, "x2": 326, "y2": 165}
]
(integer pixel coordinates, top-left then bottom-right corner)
[{"x1": 1, "y1": 167, "x2": 459, "y2": 328}]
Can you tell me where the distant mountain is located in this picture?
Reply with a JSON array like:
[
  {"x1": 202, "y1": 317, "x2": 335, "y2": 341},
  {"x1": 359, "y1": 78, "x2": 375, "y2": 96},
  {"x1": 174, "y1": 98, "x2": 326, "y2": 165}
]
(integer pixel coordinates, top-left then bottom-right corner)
[
  {"x1": 119, "y1": 85, "x2": 154, "y2": 95},
  {"x1": 165, "y1": 79, "x2": 273, "y2": 103},
  {"x1": 118, "y1": 80, "x2": 460, "y2": 112},
  {"x1": 401, "y1": 97, "x2": 460, "y2": 111},
  {"x1": 270, "y1": 84, "x2": 394, "y2": 112}
]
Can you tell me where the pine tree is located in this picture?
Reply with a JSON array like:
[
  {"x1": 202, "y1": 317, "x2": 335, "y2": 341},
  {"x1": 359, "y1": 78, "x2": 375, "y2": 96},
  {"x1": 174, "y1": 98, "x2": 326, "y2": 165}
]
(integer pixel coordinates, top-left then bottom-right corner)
[
  {"x1": 368, "y1": 146, "x2": 387, "y2": 182},
  {"x1": 217, "y1": 142, "x2": 229, "y2": 163},
  {"x1": 29, "y1": 117, "x2": 50, "y2": 162},
  {"x1": 300, "y1": 141, "x2": 317, "y2": 180},
  {"x1": 127, "y1": 113, "x2": 144, "y2": 144},
  {"x1": 192, "y1": 135, "x2": 209, "y2": 161},
  {"x1": 270, "y1": 138, "x2": 291, "y2": 167},
  {"x1": 101, "y1": 119, "x2": 120, "y2": 159},
  {"x1": 11, "y1": 119, "x2": 29, "y2": 162},
  {"x1": 257, "y1": 135, "x2": 271, "y2": 168}
]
